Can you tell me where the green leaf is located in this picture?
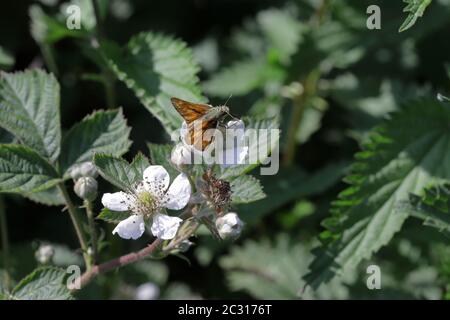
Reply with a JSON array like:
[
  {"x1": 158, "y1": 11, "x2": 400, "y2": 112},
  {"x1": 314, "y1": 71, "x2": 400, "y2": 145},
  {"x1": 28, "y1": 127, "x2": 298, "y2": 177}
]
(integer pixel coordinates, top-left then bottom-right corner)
[
  {"x1": 0, "y1": 69, "x2": 61, "y2": 162},
  {"x1": 399, "y1": 0, "x2": 433, "y2": 32},
  {"x1": 130, "y1": 152, "x2": 151, "y2": 179},
  {"x1": 0, "y1": 144, "x2": 60, "y2": 193},
  {"x1": 219, "y1": 234, "x2": 349, "y2": 299},
  {"x1": 306, "y1": 99, "x2": 450, "y2": 289},
  {"x1": 257, "y1": 8, "x2": 303, "y2": 64},
  {"x1": 10, "y1": 267, "x2": 72, "y2": 300},
  {"x1": 102, "y1": 32, "x2": 205, "y2": 135},
  {"x1": 0, "y1": 46, "x2": 14, "y2": 70},
  {"x1": 229, "y1": 175, "x2": 265, "y2": 204},
  {"x1": 97, "y1": 208, "x2": 130, "y2": 223},
  {"x1": 203, "y1": 58, "x2": 283, "y2": 98},
  {"x1": 397, "y1": 183, "x2": 450, "y2": 234},
  {"x1": 94, "y1": 153, "x2": 141, "y2": 190},
  {"x1": 59, "y1": 109, "x2": 131, "y2": 177},
  {"x1": 23, "y1": 186, "x2": 65, "y2": 206}
]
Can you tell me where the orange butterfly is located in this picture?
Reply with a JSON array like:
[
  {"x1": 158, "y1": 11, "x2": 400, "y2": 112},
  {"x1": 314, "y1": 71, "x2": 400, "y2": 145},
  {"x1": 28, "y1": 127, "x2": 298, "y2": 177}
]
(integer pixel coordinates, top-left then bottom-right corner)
[{"x1": 171, "y1": 97, "x2": 233, "y2": 151}]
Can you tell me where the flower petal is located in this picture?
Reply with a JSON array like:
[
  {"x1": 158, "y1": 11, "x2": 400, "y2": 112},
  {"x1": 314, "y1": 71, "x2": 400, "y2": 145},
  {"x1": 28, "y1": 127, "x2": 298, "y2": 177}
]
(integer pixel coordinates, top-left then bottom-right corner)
[
  {"x1": 164, "y1": 173, "x2": 191, "y2": 210},
  {"x1": 112, "y1": 215, "x2": 145, "y2": 240},
  {"x1": 101, "y1": 192, "x2": 133, "y2": 211},
  {"x1": 151, "y1": 214, "x2": 183, "y2": 240},
  {"x1": 143, "y1": 165, "x2": 170, "y2": 195}
]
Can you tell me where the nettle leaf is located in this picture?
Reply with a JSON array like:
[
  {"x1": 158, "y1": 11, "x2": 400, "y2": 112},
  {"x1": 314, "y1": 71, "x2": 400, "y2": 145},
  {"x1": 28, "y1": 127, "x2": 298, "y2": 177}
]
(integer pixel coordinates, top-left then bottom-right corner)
[
  {"x1": 305, "y1": 99, "x2": 450, "y2": 289},
  {"x1": 10, "y1": 267, "x2": 72, "y2": 300},
  {"x1": 0, "y1": 144, "x2": 60, "y2": 193},
  {"x1": 229, "y1": 175, "x2": 265, "y2": 204},
  {"x1": 102, "y1": 32, "x2": 205, "y2": 135},
  {"x1": 23, "y1": 186, "x2": 65, "y2": 206},
  {"x1": 399, "y1": 0, "x2": 433, "y2": 32},
  {"x1": 94, "y1": 153, "x2": 143, "y2": 190},
  {"x1": 397, "y1": 183, "x2": 450, "y2": 234},
  {"x1": 97, "y1": 208, "x2": 130, "y2": 223},
  {"x1": 59, "y1": 109, "x2": 131, "y2": 177},
  {"x1": 203, "y1": 58, "x2": 284, "y2": 98},
  {"x1": 0, "y1": 69, "x2": 61, "y2": 162},
  {"x1": 257, "y1": 8, "x2": 303, "y2": 64}
]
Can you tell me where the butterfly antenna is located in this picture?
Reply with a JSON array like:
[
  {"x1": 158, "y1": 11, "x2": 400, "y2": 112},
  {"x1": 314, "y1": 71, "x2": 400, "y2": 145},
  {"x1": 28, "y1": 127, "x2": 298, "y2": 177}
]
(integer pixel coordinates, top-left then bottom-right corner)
[{"x1": 223, "y1": 94, "x2": 233, "y2": 106}]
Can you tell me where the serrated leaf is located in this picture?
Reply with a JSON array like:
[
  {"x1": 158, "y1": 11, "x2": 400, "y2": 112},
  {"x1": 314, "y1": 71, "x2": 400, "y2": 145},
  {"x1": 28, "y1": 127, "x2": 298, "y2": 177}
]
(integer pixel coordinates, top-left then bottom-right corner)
[
  {"x1": 130, "y1": 152, "x2": 151, "y2": 178},
  {"x1": 0, "y1": 144, "x2": 60, "y2": 193},
  {"x1": 97, "y1": 208, "x2": 130, "y2": 223},
  {"x1": 229, "y1": 175, "x2": 265, "y2": 204},
  {"x1": 0, "y1": 69, "x2": 61, "y2": 162},
  {"x1": 59, "y1": 109, "x2": 131, "y2": 177},
  {"x1": 257, "y1": 8, "x2": 303, "y2": 64},
  {"x1": 102, "y1": 32, "x2": 205, "y2": 135},
  {"x1": 10, "y1": 267, "x2": 72, "y2": 300},
  {"x1": 397, "y1": 183, "x2": 450, "y2": 234},
  {"x1": 23, "y1": 186, "x2": 65, "y2": 206},
  {"x1": 305, "y1": 99, "x2": 450, "y2": 289},
  {"x1": 203, "y1": 58, "x2": 283, "y2": 98},
  {"x1": 399, "y1": 0, "x2": 433, "y2": 32},
  {"x1": 94, "y1": 154, "x2": 141, "y2": 190}
]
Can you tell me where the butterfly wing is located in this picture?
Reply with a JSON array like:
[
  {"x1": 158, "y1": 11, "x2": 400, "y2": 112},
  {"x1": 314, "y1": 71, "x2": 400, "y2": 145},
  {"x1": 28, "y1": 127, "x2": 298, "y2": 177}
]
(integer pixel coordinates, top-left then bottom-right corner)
[
  {"x1": 187, "y1": 118, "x2": 219, "y2": 151},
  {"x1": 171, "y1": 97, "x2": 212, "y2": 124}
]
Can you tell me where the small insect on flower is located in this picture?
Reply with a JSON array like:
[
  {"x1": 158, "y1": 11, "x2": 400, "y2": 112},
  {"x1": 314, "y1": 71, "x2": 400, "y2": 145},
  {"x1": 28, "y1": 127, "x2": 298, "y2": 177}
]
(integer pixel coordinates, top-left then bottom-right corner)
[{"x1": 101, "y1": 165, "x2": 192, "y2": 240}]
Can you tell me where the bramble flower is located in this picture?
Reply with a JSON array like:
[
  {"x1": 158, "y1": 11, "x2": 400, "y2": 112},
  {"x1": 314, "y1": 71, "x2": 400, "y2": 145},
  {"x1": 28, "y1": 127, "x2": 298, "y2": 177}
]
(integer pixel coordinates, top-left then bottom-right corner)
[
  {"x1": 179, "y1": 119, "x2": 248, "y2": 167},
  {"x1": 135, "y1": 282, "x2": 160, "y2": 300},
  {"x1": 102, "y1": 165, "x2": 191, "y2": 240},
  {"x1": 35, "y1": 243, "x2": 55, "y2": 264},
  {"x1": 215, "y1": 212, "x2": 244, "y2": 240},
  {"x1": 170, "y1": 143, "x2": 192, "y2": 168}
]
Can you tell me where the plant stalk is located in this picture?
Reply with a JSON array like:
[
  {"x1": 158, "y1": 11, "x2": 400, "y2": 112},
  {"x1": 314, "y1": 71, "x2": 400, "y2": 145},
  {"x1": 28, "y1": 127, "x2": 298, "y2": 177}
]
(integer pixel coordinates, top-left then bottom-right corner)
[
  {"x1": 0, "y1": 196, "x2": 11, "y2": 290},
  {"x1": 58, "y1": 183, "x2": 92, "y2": 270},
  {"x1": 84, "y1": 200, "x2": 98, "y2": 264}
]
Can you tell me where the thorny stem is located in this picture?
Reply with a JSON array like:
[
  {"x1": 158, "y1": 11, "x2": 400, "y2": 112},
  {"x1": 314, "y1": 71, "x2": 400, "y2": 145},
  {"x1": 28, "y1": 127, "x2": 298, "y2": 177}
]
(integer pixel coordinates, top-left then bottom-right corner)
[
  {"x1": 58, "y1": 183, "x2": 92, "y2": 270},
  {"x1": 0, "y1": 196, "x2": 11, "y2": 290},
  {"x1": 72, "y1": 238, "x2": 163, "y2": 291},
  {"x1": 84, "y1": 200, "x2": 98, "y2": 264}
]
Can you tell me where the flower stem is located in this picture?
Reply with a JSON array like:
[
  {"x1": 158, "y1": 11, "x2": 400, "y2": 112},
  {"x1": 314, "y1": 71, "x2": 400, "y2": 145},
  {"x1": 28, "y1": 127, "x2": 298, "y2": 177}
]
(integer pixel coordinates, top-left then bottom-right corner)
[
  {"x1": 282, "y1": 70, "x2": 320, "y2": 165},
  {"x1": 0, "y1": 196, "x2": 11, "y2": 290},
  {"x1": 72, "y1": 238, "x2": 163, "y2": 290},
  {"x1": 57, "y1": 183, "x2": 92, "y2": 269},
  {"x1": 84, "y1": 200, "x2": 98, "y2": 264}
]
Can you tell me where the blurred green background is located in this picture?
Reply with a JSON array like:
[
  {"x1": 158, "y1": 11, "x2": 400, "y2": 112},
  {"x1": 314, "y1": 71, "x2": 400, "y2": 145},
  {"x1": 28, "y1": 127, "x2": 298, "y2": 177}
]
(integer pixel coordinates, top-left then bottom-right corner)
[{"x1": 1, "y1": 0, "x2": 450, "y2": 299}]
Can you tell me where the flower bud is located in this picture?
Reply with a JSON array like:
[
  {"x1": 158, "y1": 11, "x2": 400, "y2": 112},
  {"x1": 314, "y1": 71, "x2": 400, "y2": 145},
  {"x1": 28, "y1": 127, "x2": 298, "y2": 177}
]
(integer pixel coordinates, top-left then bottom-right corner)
[
  {"x1": 177, "y1": 240, "x2": 194, "y2": 253},
  {"x1": 35, "y1": 244, "x2": 54, "y2": 264},
  {"x1": 79, "y1": 161, "x2": 98, "y2": 178},
  {"x1": 170, "y1": 143, "x2": 191, "y2": 169},
  {"x1": 74, "y1": 176, "x2": 98, "y2": 201},
  {"x1": 135, "y1": 282, "x2": 160, "y2": 300},
  {"x1": 69, "y1": 161, "x2": 98, "y2": 180},
  {"x1": 215, "y1": 212, "x2": 244, "y2": 240}
]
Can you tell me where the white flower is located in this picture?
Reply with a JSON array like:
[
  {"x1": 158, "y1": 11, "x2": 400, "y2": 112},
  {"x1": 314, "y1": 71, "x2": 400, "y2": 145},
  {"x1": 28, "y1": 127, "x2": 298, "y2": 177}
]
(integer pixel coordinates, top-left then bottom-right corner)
[
  {"x1": 151, "y1": 213, "x2": 183, "y2": 240},
  {"x1": 179, "y1": 119, "x2": 248, "y2": 167},
  {"x1": 215, "y1": 212, "x2": 244, "y2": 239},
  {"x1": 102, "y1": 165, "x2": 191, "y2": 240},
  {"x1": 35, "y1": 244, "x2": 55, "y2": 264},
  {"x1": 171, "y1": 143, "x2": 192, "y2": 167},
  {"x1": 135, "y1": 282, "x2": 160, "y2": 300},
  {"x1": 112, "y1": 215, "x2": 145, "y2": 240}
]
